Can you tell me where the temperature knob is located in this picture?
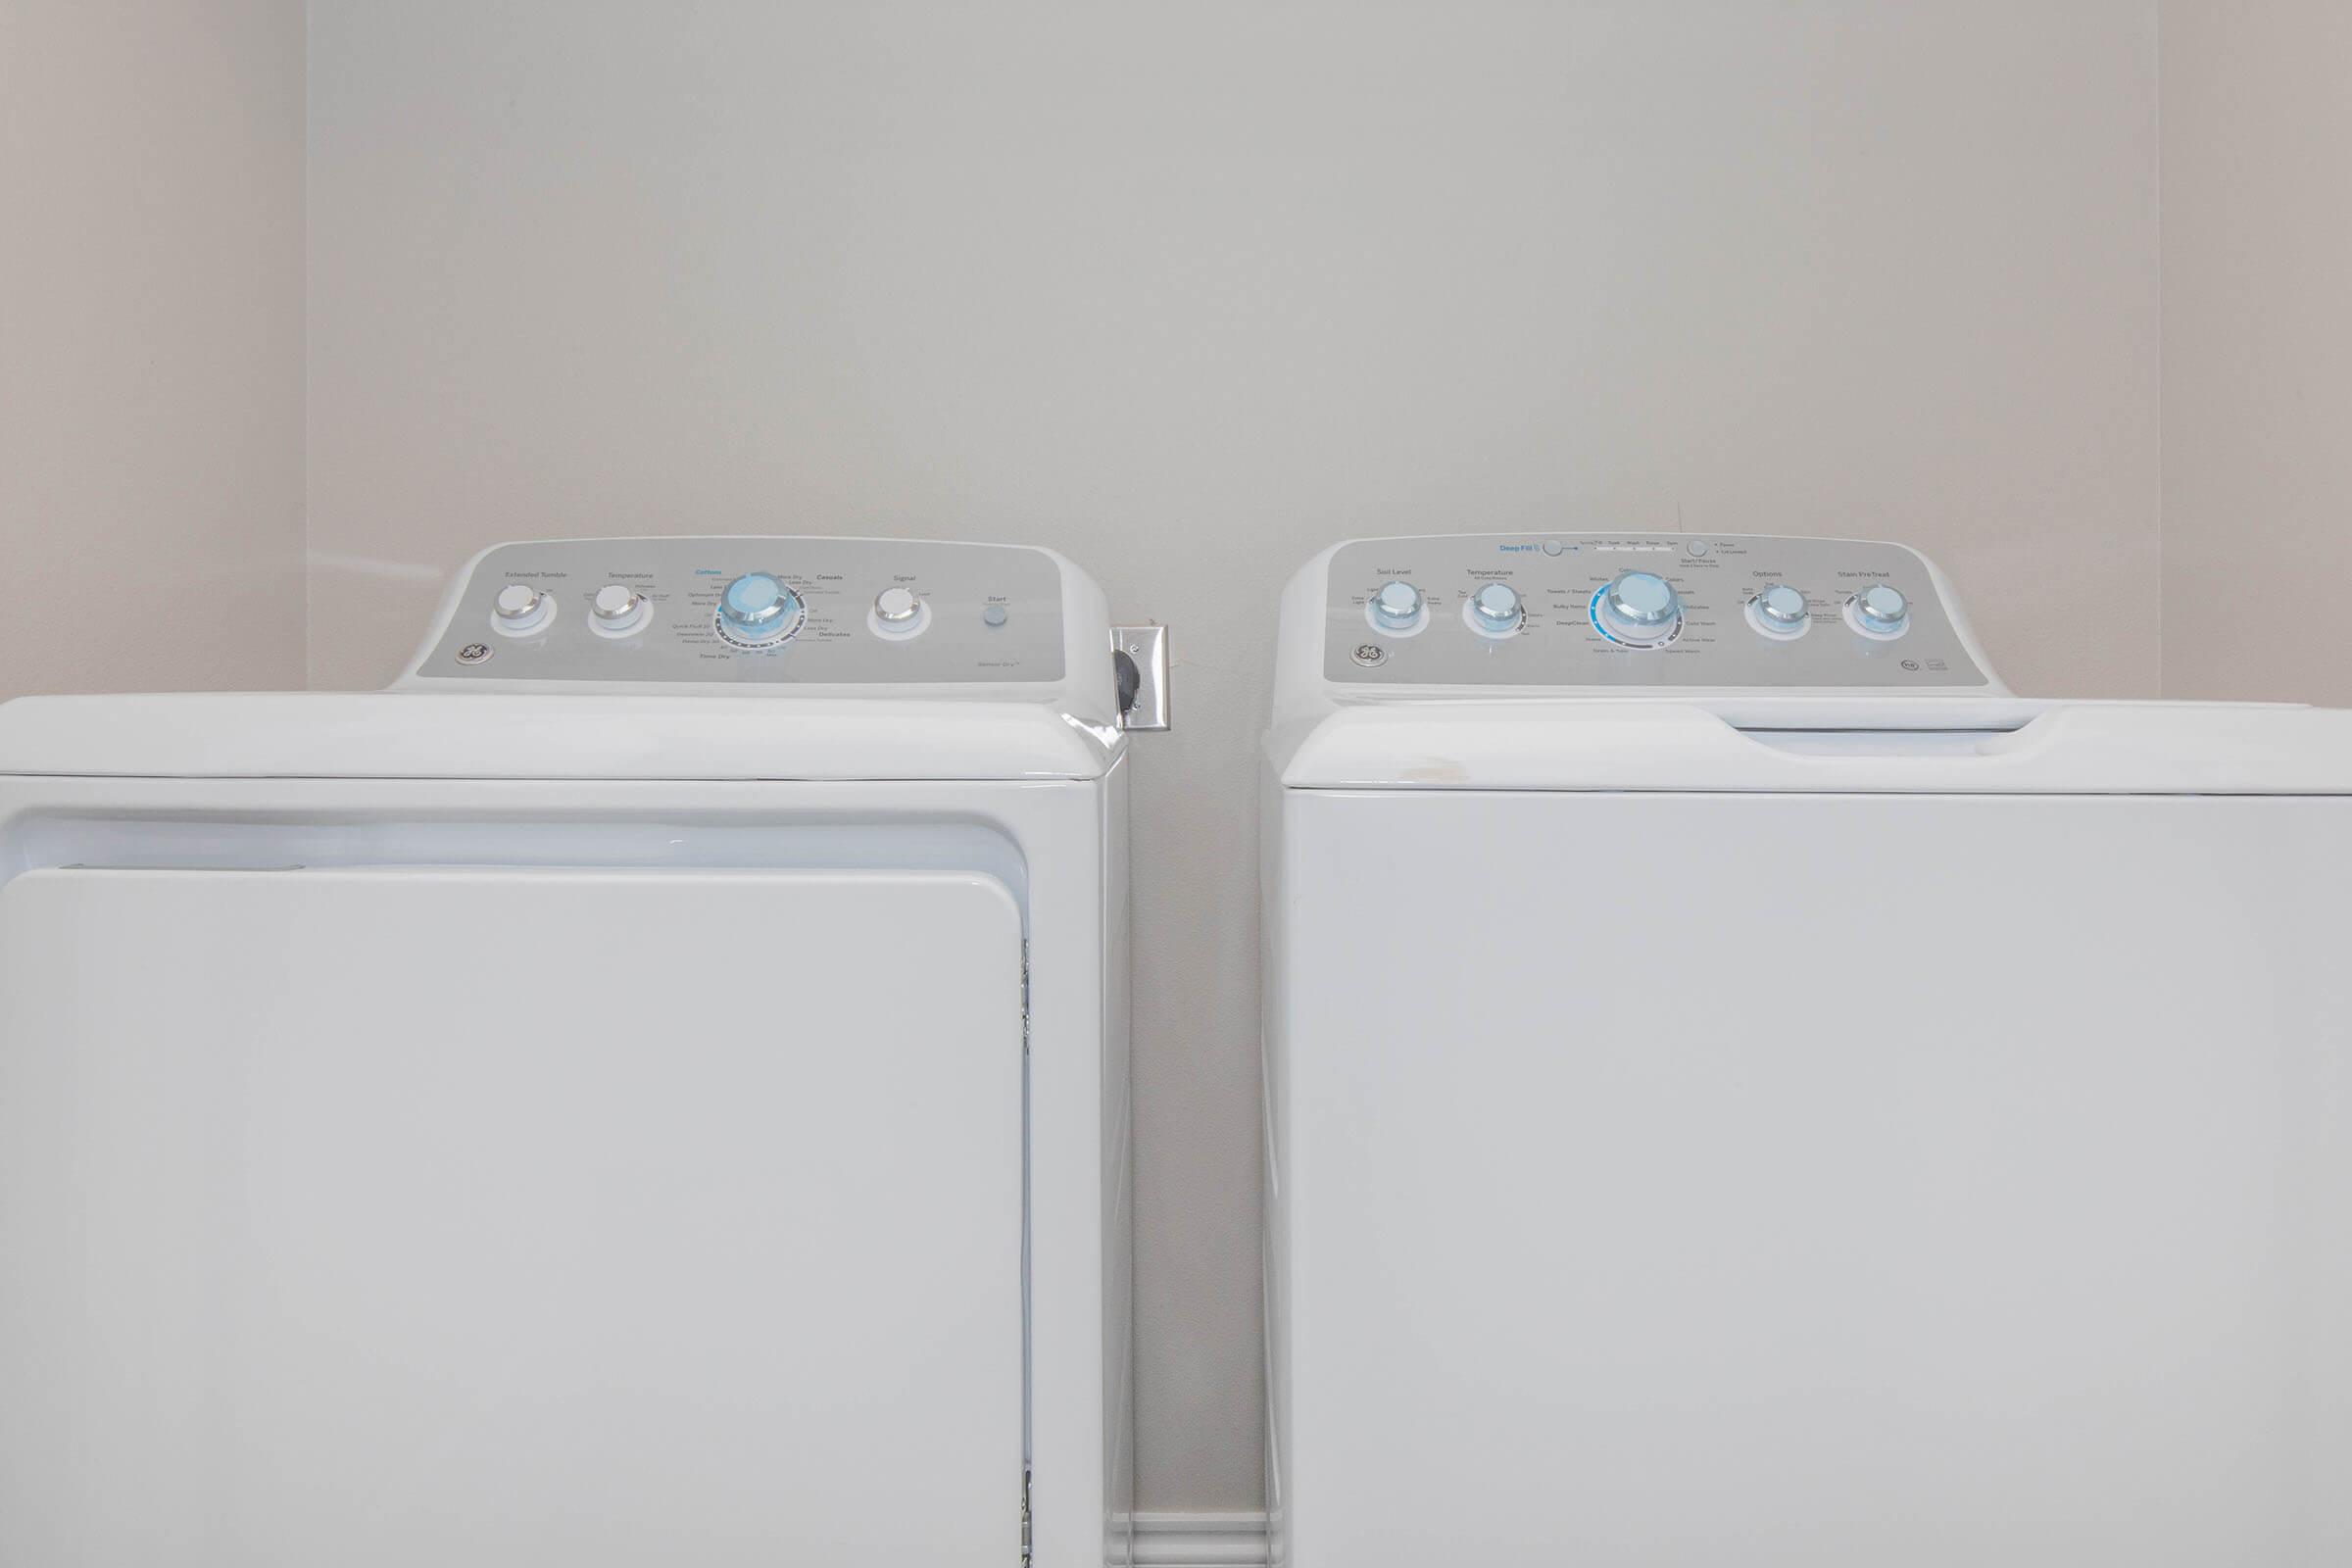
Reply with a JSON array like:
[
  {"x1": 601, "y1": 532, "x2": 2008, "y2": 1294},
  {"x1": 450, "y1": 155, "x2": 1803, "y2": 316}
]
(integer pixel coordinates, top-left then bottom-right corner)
[
  {"x1": 1467, "y1": 581, "x2": 1523, "y2": 635},
  {"x1": 1748, "y1": 582, "x2": 1810, "y2": 639},
  {"x1": 716, "y1": 571, "x2": 804, "y2": 646},
  {"x1": 1593, "y1": 570, "x2": 1683, "y2": 647},
  {"x1": 1368, "y1": 580, "x2": 1425, "y2": 633},
  {"x1": 1848, "y1": 583, "x2": 1910, "y2": 637},
  {"x1": 491, "y1": 583, "x2": 553, "y2": 636},
  {"x1": 589, "y1": 583, "x2": 649, "y2": 636}
]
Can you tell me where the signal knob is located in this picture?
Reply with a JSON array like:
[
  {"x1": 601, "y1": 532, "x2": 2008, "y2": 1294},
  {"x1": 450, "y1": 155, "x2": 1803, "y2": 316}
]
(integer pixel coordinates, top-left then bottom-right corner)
[{"x1": 869, "y1": 585, "x2": 931, "y2": 640}]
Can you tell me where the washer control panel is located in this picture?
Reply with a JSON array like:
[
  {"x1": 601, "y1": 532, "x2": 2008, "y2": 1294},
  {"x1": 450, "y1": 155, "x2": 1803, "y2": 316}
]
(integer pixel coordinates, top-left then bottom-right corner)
[
  {"x1": 416, "y1": 537, "x2": 1066, "y2": 683},
  {"x1": 1324, "y1": 533, "x2": 1987, "y2": 688}
]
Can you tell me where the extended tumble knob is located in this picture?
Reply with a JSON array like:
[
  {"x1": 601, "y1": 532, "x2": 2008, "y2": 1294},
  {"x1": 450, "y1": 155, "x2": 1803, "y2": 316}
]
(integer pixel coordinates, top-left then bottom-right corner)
[
  {"x1": 1849, "y1": 583, "x2": 1910, "y2": 637},
  {"x1": 717, "y1": 571, "x2": 804, "y2": 645},
  {"x1": 1369, "y1": 580, "x2": 1425, "y2": 632},
  {"x1": 1594, "y1": 570, "x2": 1683, "y2": 647},
  {"x1": 491, "y1": 583, "x2": 553, "y2": 635},
  {"x1": 1468, "y1": 581, "x2": 1523, "y2": 634}
]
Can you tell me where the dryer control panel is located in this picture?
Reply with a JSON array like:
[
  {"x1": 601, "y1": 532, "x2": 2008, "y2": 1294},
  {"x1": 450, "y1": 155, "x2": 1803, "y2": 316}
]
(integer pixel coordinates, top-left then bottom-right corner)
[
  {"x1": 1323, "y1": 533, "x2": 1990, "y2": 689},
  {"x1": 412, "y1": 537, "x2": 1067, "y2": 684}
]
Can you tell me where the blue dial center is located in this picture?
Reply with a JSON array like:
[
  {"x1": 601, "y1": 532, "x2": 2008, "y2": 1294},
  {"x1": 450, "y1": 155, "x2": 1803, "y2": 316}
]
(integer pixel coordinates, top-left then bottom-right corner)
[
  {"x1": 1614, "y1": 572, "x2": 1674, "y2": 617},
  {"x1": 726, "y1": 573, "x2": 785, "y2": 616}
]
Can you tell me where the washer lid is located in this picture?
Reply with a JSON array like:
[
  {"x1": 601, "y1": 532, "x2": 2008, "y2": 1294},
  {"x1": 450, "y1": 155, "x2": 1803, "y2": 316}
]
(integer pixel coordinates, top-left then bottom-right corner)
[
  {"x1": 0, "y1": 692, "x2": 1119, "y2": 781},
  {"x1": 1274, "y1": 699, "x2": 2352, "y2": 795}
]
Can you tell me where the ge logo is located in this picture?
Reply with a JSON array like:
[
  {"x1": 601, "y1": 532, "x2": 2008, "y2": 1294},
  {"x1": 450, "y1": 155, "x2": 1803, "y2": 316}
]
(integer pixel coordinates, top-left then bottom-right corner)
[
  {"x1": 457, "y1": 642, "x2": 493, "y2": 665},
  {"x1": 1351, "y1": 643, "x2": 1387, "y2": 667}
]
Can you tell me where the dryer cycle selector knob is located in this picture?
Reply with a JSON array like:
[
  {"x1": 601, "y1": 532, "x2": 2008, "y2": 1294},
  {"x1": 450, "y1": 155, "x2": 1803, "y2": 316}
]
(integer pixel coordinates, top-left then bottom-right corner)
[
  {"x1": 491, "y1": 583, "x2": 554, "y2": 635},
  {"x1": 1848, "y1": 583, "x2": 1911, "y2": 638},
  {"x1": 1594, "y1": 570, "x2": 1683, "y2": 646},
  {"x1": 716, "y1": 572, "x2": 804, "y2": 646},
  {"x1": 1369, "y1": 580, "x2": 1425, "y2": 633},
  {"x1": 1467, "y1": 581, "x2": 1523, "y2": 635}
]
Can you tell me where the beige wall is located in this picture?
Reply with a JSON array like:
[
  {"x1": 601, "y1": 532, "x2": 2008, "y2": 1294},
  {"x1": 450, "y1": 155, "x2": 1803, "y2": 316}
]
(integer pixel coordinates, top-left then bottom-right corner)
[
  {"x1": 304, "y1": 1, "x2": 2162, "y2": 1508},
  {"x1": 0, "y1": 0, "x2": 305, "y2": 699},
  {"x1": 2162, "y1": 1, "x2": 2352, "y2": 704}
]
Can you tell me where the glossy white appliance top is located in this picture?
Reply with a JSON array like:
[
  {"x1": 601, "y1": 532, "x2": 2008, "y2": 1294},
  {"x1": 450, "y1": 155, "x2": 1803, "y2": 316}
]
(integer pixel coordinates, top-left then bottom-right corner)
[
  {"x1": 403, "y1": 536, "x2": 1075, "y2": 690},
  {"x1": 0, "y1": 537, "x2": 1125, "y2": 782},
  {"x1": 1267, "y1": 531, "x2": 2352, "y2": 788}
]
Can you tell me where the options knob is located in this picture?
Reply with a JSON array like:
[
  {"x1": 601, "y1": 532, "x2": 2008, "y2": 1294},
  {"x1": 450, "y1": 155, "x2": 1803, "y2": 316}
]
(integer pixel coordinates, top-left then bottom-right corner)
[
  {"x1": 716, "y1": 571, "x2": 804, "y2": 646},
  {"x1": 1467, "y1": 581, "x2": 1523, "y2": 636},
  {"x1": 491, "y1": 583, "x2": 553, "y2": 636},
  {"x1": 1847, "y1": 583, "x2": 1911, "y2": 638},
  {"x1": 1368, "y1": 580, "x2": 1426, "y2": 634},
  {"x1": 1593, "y1": 570, "x2": 1683, "y2": 647},
  {"x1": 1747, "y1": 582, "x2": 1810, "y2": 639},
  {"x1": 869, "y1": 584, "x2": 931, "y2": 639},
  {"x1": 589, "y1": 582, "x2": 649, "y2": 637}
]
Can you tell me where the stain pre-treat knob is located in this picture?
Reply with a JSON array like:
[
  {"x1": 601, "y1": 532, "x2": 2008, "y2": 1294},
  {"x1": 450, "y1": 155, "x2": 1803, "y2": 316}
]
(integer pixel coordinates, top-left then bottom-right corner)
[
  {"x1": 491, "y1": 583, "x2": 554, "y2": 636},
  {"x1": 1847, "y1": 583, "x2": 1911, "y2": 638},
  {"x1": 1369, "y1": 580, "x2": 1426, "y2": 633}
]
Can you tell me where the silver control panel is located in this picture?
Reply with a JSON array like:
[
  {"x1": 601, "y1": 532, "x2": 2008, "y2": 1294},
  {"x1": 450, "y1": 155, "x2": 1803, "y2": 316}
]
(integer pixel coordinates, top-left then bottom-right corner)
[
  {"x1": 416, "y1": 538, "x2": 1067, "y2": 684},
  {"x1": 1324, "y1": 533, "x2": 1988, "y2": 688}
]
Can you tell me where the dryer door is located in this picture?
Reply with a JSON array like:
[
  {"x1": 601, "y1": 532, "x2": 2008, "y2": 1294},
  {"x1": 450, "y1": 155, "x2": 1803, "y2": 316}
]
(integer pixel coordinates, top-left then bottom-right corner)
[{"x1": 0, "y1": 865, "x2": 1023, "y2": 1565}]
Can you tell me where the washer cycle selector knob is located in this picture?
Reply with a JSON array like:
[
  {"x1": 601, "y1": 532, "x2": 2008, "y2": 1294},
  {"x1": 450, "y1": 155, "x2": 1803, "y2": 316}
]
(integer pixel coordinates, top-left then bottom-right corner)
[
  {"x1": 1748, "y1": 582, "x2": 1810, "y2": 639},
  {"x1": 1594, "y1": 570, "x2": 1683, "y2": 646},
  {"x1": 1368, "y1": 580, "x2": 1425, "y2": 633},
  {"x1": 1848, "y1": 583, "x2": 1911, "y2": 638},
  {"x1": 491, "y1": 583, "x2": 553, "y2": 635},
  {"x1": 716, "y1": 571, "x2": 805, "y2": 646},
  {"x1": 589, "y1": 582, "x2": 649, "y2": 636},
  {"x1": 1467, "y1": 581, "x2": 1523, "y2": 635}
]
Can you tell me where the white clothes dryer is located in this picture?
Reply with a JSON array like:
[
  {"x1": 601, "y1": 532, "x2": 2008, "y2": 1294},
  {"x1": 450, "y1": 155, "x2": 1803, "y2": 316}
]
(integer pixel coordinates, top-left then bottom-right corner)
[{"x1": 0, "y1": 537, "x2": 1134, "y2": 1567}]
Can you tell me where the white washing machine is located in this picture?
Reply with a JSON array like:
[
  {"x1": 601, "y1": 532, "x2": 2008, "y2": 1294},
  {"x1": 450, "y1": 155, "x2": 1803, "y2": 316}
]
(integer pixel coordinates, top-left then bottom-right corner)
[
  {"x1": 0, "y1": 537, "x2": 1134, "y2": 1567},
  {"x1": 1263, "y1": 532, "x2": 2352, "y2": 1566}
]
